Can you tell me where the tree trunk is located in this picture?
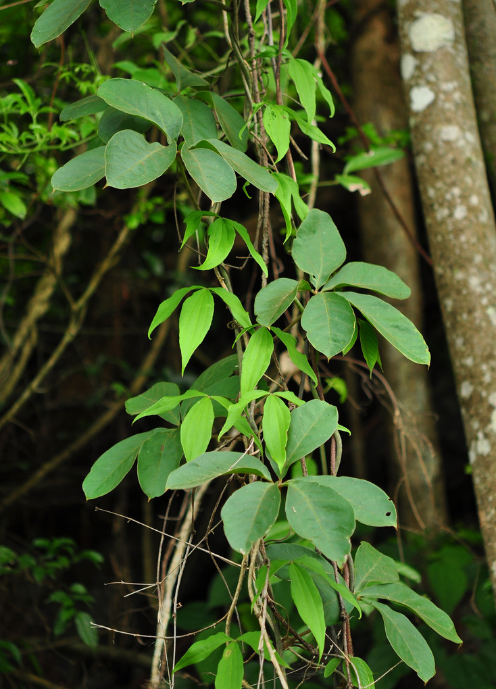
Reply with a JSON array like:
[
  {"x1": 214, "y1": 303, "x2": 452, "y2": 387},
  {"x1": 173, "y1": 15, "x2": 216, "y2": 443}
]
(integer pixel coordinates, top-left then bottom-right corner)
[
  {"x1": 350, "y1": 0, "x2": 448, "y2": 530},
  {"x1": 397, "y1": 0, "x2": 496, "y2": 598},
  {"x1": 462, "y1": 0, "x2": 496, "y2": 199}
]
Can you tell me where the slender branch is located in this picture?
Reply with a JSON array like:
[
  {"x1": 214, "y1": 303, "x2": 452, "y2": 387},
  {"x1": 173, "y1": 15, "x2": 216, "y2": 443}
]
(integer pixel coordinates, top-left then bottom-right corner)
[
  {"x1": 0, "y1": 0, "x2": 36, "y2": 11},
  {"x1": 150, "y1": 483, "x2": 209, "y2": 688}
]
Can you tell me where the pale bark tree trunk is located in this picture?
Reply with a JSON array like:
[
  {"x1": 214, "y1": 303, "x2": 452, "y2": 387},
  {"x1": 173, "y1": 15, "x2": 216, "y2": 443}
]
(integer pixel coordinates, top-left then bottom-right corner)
[
  {"x1": 397, "y1": 0, "x2": 496, "y2": 598},
  {"x1": 462, "y1": 0, "x2": 496, "y2": 199},
  {"x1": 350, "y1": 0, "x2": 448, "y2": 530}
]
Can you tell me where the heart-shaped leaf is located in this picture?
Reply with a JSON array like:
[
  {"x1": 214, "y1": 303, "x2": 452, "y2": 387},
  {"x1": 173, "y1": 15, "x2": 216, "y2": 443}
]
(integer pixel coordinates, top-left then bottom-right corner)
[{"x1": 105, "y1": 131, "x2": 176, "y2": 189}]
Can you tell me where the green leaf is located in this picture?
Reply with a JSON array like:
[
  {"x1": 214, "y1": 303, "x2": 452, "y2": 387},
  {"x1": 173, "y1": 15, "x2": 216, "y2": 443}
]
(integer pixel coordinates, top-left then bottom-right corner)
[
  {"x1": 137, "y1": 428, "x2": 183, "y2": 498},
  {"x1": 288, "y1": 59, "x2": 317, "y2": 123},
  {"x1": 210, "y1": 287, "x2": 252, "y2": 329},
  {"x1": 262, "y1": 395, "x2": 291, "y2": 471},
  {"x1": 285, "y1": 479, "x2": 355, "y2": 565},
  {"x1": 178, "y1": 289, "x2": 215, "y2": 374},
  {"x1": 370, "y1": 601, "x2": 436, "y2": 682},
  {"x1": 340, "y1": 292, "x2": 430, "y2": 365},
  {"x1": 217, "y1": 390, "x2": 269, "y2": 439},
  {"x1": 197, "y1": 92, "x2": 248, "y2": 152},
  {"x1": 215, "y1": 642, "x2": 243, "y2": 689},
  {"x1": 83, "y1": 430, "x2": 157, "y2": 499},
  {"x1": 60, "y1": 94, "x2": 109, "y2": 121},
  {"x1": 293, "y1": 113, "x2": 335, "y2": 151},
  {"x1": 51, "y1": 147, "x2": 106, "y2": 192},
  {"x1": 344, "y1": 147, "x2": 405, "y2": 174},
  {"x1": 323, "y1": 262, "x2": 411, "y2": 299},
  {"x1": 97, "y1": 78, "x2": 183, "y2": 141},
  {"x1": 296, "y1": 556, "x2": 361, "y2": 618},
  {"x1": 237, "y1": 631, "x2": 289, "y2": 668},
  {"x1": 315, "y1": 72, "x2": 335, "y2": 117},
  {"x1": 175, "y1": 95, "x2": 217, "y2": 147},
  {"x1": 0, "y1": 191, "x2": 26, "y2": 219},
  {"x1": 275, "y1": 390, "x2": 305, "y2": 406},
  {"x1": 361, "y1": 583, "x2": 461, "y2": 643},
  {"x1": 75, "y1": 611, "x2": 98, "y2": 648},
  {"x1": 255, "y1": 0, "x2": 270, "y2": 22},
  {"x1": 254, "y1": 278, "x2": 299, "y2": 326},
  {"x1": 201, "y1": 139, "x2": 277, "y2": 193},
  {"x1": 354, "y1": 542, "x2": 400, "y2": 593},
  {"x1": 133, "y1": 390, "x2": 207, "y2": 422},
  {"x1": 148, "y1": 286, "x2": 202, "y2": 338},
  {"x1": 190, "y1": 355, "x2": 239, "y2": 392},
  {"x1": 305, "y1": 476, "x2": 397, "y2": 528},
  {"x1": 181, "y1": 397, "x2": 214, "y2": 462},
  {"x1": 166, "y1": 451, "x2": 272, "y2": 490},
  {"x1": 335, "y1": 173, "x2": 371, "y2": 196},
  {"x1": 98, "y1": 107, "x2": 151, "y2": 143},
  {"x1": 31, "y1": 0, "x2": 91, "y2": 48},
  {"x1": 292, "y1": 209, "x2": 346, "y2": 288},
  {"x1": 282, "y1": 0, "x2": 297, "y2": 34},
  {"x1": 105, "y1": 131, "x2": 176, "y2": 189},
  {"x1": 194, "y1": 218, "x2": 235, "y2": 271},
  {"x1": 222, "y1": 482, "x2": 280, "y2": 554},
  {"x1": 100, "y1": 0, "x2": 157, "y2": 33},
  {"x1": 181, "y1": 210, "x2": 218, "y2": 249},
  {"x1": 273, "y1": 172, "x2": 308, "y2": 239},
  {"x1": 342, "y1": 325, "x2": 358, "y2": 355},
  {"x1": 350, "y1": 657, "x2": 375, "y2": 689},
  {"x1": 289, "y1": 562, "x2": 325, "y2": 659},
  {"x1": 163, "y1": 46, "x2": 208, "y2": 91},
  {"x1": 284, "y1": 399, "x2": 338, "y2": 471},
  {"x1": 225, "y1": 219, "x2": 267, "y2": 276},
  {"x1": 302, "y1": 292, "x2": 356, "y2": 360},
  {"x1": 263, "y1": 104, "x2": 291, "y2": 163},
  {"x1": 240, "y1": 327, "x2": 274, "y2": 396},
  {"x1": 272, "y1": 327, "x2": 317, "y2": 385},
  {"x1": 324, "y1": 657, "x2": 341, "y2": 678},
  {"x1": 125, "y1": 382, "x2": 181, "y2": 425},
  {"x1": 181, "y1": 146, "x2": 236, "y2": 203},
  {"x1": 173, "y1": 632, "x2": 231, "y2": 673},
  {"x1": 359, "y1": 319, "x2": 381, "y2": 374}
]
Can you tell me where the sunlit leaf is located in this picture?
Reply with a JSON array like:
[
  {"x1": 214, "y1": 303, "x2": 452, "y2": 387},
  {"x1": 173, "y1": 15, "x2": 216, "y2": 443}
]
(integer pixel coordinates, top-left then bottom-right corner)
[
  {"x1": 181, "y1": 397, "x2": 214, "y2": 462},
  {"x1": 240, "y1": 327, "x2": 274, "y2": 396},
  {"x1": 179, "y1": 288, "x2": 215, "y2": 374}
]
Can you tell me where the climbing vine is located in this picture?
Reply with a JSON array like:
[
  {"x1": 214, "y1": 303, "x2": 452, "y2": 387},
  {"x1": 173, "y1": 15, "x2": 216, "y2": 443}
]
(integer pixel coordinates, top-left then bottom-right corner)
[{"x1": 25, "y1": 0, "x2": 460, "y2": 687}]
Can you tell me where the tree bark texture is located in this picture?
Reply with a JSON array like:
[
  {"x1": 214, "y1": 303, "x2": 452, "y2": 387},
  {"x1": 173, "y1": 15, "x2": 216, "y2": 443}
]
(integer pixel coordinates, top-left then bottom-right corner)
[
  {"x1": 351, "y1": 0, "x2": 448, "y2": 530},
  {"x1": 397, "y1": 0, "x2": 496, "y2": 597},
  {"x1": 462, "y1": 0, "x2": 496, "y2": 200}
]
